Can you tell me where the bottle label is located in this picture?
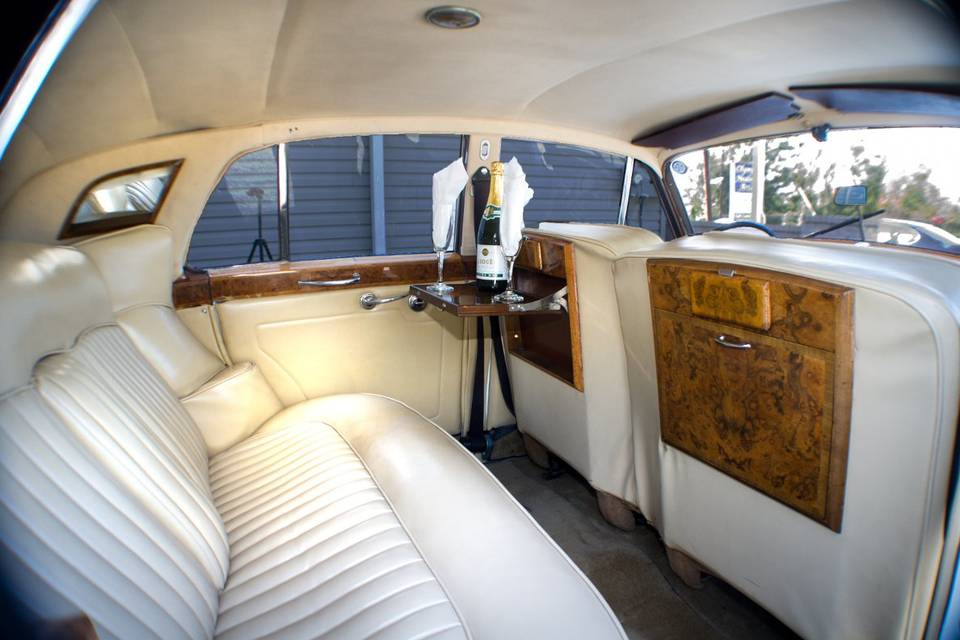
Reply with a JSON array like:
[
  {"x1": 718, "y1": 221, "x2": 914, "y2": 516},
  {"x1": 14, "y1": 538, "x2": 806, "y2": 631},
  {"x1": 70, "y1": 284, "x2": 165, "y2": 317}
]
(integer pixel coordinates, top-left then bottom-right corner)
[
  {"x1": 482, "y1": 203, "x2": 501, "y2": 221},
  {"x1": 476, "y1": 244, "x2": 507, "y2": 280}
]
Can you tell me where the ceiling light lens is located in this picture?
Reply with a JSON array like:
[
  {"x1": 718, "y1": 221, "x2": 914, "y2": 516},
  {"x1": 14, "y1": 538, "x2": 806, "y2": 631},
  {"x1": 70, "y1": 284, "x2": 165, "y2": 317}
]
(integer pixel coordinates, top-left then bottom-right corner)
[{"x1": 425, "y1": 6, "x2": 481, "y2": 29}]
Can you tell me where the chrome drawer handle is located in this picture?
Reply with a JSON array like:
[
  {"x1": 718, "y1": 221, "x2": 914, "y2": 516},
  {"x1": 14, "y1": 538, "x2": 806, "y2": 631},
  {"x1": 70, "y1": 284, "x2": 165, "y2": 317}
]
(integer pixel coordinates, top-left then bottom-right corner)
[
  {"x1": 298, "y1": 272, "x2": 360, "y2": 287},
  {"x1": 714, "y1": 334, "x2": 752, "y2": 350}
]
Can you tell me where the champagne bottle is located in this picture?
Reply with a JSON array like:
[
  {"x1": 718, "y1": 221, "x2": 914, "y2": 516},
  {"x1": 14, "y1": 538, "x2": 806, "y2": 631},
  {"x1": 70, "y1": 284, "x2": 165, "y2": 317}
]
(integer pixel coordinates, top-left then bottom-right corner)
[{"x1": 476, "y1": 161, "x2": 507, "y2": 292}]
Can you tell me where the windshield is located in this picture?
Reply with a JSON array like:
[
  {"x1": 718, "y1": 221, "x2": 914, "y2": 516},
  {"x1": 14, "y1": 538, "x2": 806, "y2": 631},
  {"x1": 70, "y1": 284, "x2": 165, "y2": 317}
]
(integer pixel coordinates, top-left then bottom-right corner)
[{"x1": 668, "y1": 127, "x2": 960, "y2": 255}]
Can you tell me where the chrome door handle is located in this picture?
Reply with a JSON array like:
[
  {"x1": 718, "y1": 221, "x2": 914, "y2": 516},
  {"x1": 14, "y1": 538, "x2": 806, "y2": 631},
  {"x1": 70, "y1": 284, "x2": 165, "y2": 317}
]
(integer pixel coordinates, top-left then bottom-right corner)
[
  {"x1": 360, "y1": 292, "x2": 427, "y2": 311},
  {"x1": 298, "y1": 272, "x2": 360, "y2": 287},
  {"x1": 714, "y1": 334, "x2": 752, "y2": 350}
]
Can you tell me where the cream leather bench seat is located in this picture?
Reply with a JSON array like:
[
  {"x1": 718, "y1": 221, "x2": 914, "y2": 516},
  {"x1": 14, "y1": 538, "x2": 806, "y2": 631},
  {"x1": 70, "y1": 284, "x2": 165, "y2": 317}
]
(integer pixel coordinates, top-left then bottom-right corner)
[{"x1": 0, "y1": 241, "x2": 626, "y2": 640}]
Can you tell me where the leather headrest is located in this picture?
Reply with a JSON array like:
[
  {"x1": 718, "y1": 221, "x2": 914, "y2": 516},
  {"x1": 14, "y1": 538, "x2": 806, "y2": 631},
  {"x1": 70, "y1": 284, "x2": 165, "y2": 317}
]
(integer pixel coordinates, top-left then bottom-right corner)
[
  {"x1": 0, "y1": 242, "x2": 113, "y2": 395},
  {"x1": 537, "y1": 223, "x2": 662, "y2": 257},
  {"x1": 75, "y1": 225, "x2": 178, "y2": 312}
]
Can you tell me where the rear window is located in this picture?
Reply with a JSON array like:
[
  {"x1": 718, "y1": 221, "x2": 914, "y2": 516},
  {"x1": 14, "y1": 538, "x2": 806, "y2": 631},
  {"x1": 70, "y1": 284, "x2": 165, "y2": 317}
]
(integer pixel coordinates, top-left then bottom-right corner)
[
  {"x1": 668, "y1": 127, "x2": 960, "y2": 255},
  {"x1": 500, "y1": 137, "x2": 675, "y2": 239}
]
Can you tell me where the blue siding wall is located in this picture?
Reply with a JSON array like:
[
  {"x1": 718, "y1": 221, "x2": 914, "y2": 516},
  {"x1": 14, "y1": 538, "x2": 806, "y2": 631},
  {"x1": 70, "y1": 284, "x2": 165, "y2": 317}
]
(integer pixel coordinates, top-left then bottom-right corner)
[
  {"x1": 287, "y1": 136, "x2": 372, "y2": 261},
  {"x1": 499, "y1": 138, "x2": 626, "y2": 228},
  {"x1": 186, "y1": 135, "x2": 671, "y2": 270},
  {"x1": 383, "y1": 134, "x2": 462, "y2": 254},
  {"x1": 186, "y1": 147, "x2": 279, "y2": 269}
]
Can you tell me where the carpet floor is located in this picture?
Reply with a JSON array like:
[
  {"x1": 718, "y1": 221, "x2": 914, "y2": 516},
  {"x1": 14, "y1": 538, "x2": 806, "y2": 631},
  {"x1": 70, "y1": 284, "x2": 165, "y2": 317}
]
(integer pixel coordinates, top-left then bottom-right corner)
[{"x1": 487, "y1": 454, "x2": 800, "y2": 640}]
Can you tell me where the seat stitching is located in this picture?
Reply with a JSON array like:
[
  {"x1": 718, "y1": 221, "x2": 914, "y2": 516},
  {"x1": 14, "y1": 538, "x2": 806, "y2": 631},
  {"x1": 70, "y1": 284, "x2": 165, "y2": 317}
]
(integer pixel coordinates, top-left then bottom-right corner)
[
  {"x1": 226, "y1": 507, "x2": 398, "y2": 582},
  {"x1": 227, "y1": 485, "x2": 384, "y2": 549},
  {"x1": 218, "y1": 559, "x2": 427, "y2": 635},
  {"x1": 214, "y1": 458, "x2": 366, "y2": 517},
  {"x1": 361, "y1": 600, "x2": 458, "y2": 640},
  {"x1": 220, "y1": 539, "x2": 416, "y2": 615},
  {"x1": 220, "y1": 472, "x2": 375, "y2": 535}
]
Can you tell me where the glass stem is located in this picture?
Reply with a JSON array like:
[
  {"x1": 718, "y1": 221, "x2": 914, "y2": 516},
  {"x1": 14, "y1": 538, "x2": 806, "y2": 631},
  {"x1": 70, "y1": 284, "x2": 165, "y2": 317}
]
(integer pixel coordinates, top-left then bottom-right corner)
[
  {"x1": 436, "y1": 249, "x2": 445, "y2": 285},
  {"x1": 506, "y1": 256, "x2": 516, "y2": 292}
]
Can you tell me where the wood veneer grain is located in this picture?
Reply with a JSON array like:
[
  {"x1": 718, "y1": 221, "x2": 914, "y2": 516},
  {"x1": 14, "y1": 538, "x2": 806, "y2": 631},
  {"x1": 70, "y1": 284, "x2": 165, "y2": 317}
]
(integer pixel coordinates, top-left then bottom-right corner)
[
  {"x1": 173, "y1": 254, "x2": 474, "y2": 308},
  {"x1": 649, "y1": 258, "x2": 853, "y2": 530}
]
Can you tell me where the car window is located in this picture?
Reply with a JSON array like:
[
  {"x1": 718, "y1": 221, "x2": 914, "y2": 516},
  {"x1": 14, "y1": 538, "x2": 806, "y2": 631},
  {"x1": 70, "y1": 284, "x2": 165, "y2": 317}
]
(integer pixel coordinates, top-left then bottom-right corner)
[
  {"x1": 60, "y1": 160, "x2": 182, "y2": 239},
  {"x1": 186, "y1": 134, "x2": 463, "y2": 269},
  {"x1": 626, "y1": 163, "x2": 676, "y2": 240},
  {"x1": 668, "y1": 127, "x2": 960, "y2": 255}
]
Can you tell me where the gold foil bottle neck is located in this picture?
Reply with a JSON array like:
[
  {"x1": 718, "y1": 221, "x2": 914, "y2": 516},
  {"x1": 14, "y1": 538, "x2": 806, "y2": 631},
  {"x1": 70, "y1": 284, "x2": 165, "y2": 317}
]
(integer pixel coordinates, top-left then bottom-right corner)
[{"x1": 490, "y1": 161, "x2": 504, "y2": 176}]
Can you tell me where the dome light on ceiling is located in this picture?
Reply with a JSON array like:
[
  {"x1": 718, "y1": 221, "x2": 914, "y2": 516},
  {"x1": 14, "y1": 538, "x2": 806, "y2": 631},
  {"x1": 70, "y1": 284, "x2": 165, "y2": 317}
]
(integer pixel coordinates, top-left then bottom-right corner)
[{"x1": 425, "y1": 6, "x2": 481, "y2": 29}]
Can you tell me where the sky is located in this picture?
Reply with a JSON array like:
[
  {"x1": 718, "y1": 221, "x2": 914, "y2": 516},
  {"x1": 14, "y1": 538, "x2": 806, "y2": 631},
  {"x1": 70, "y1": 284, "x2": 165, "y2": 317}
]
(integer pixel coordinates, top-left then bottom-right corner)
[{"x1": 672, "y1": 126, "x2": 960, "y2": 209}]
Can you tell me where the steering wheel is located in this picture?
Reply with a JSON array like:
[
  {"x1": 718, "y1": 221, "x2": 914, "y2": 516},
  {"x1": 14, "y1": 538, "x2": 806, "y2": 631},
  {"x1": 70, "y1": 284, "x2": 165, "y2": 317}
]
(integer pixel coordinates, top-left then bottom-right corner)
[{"x1": 712, "y1": 221, "x2": 778, "y2": 237}]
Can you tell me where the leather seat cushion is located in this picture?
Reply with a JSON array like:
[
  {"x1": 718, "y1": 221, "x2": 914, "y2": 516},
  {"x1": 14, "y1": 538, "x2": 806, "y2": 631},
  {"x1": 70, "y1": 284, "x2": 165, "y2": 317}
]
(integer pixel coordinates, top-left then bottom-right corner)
[
  {"x1": 209, "y1": 419, "x2": 468, "y2": 640},
  {"x1": 250, "y1": 394, "x2": 626, "y2": 640}
]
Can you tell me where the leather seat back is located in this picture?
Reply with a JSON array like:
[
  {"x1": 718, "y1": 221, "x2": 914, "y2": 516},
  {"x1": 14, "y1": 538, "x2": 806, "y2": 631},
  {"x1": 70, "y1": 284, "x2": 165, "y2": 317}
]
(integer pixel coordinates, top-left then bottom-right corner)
[
  {"x1": 0, "y1": 242, "x2": 227, "y2": 639},
  {"x1": 511, "y1": 223, "x2": 661, "y2": 508},
  {"x1": 77, "y1": 225, "x2": 284, "y2": 455}
]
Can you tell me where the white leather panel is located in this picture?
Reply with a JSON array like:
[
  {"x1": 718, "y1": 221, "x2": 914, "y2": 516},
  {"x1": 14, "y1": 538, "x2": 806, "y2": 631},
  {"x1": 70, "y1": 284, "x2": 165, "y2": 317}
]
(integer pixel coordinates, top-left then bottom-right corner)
[
  {"x1": 75, "y1": 225, "x2": 179, "y2": 310},
  {"x1": 179, "y1": 304, "x2": 231, "y2": 364},
  {"x1": 613, "y1": 235, "x2": 960, "y2": 639},
  {"x1": 209, "y1": 420, "x2": 467, "y2": 640},
  {"x1": 258, "y1": 394, "x2": 627, "y2": 640},
  {"x1": 76, "y1": 225, "x2": 226, "y2": 398},
  {"x1": 0, "y1": 242, "x2": 112, "y2": 395},
  {"x1": 537, "y1": 222, "x2": 662, "y2": 256},
  {"x1": 34, "y1": 326, "x2": 230, "y2": 588},
  {"x1": 0, "y1": 388, "x2": 221, "y2": 640},
  {"x1": 217, "y1": 287, "x2": 465, "y2": 433},
  {"x1": 182, "y1": 362, "x2": 284, "y2": 456},
  {"x1": 120, "y1": 304, "x2": 226, "y2": 397},
  {"x1": 511, "y1": 225, "x2": 663, "y2": 505}
]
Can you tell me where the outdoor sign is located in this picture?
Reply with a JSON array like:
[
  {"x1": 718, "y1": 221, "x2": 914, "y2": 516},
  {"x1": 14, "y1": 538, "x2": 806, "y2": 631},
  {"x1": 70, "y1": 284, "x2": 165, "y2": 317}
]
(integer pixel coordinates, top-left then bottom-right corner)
[{"x1": 729, "y1": 161, "x2": 754, "y2": 218}]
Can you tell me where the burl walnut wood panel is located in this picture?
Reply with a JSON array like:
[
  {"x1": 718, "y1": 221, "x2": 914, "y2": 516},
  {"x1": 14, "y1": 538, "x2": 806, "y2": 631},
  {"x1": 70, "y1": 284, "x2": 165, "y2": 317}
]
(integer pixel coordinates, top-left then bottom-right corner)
[
  {"x1": 690, "y1": 271, "x2": 771, "y2": 330},
  {"x1": 649, "y1": 259, "x2": 853, "y2": 531},
  {"x1": 506, "y1": 232, "x2": 583, "y2": 391},
  {"x1": 173, "y1": 254, "x2": 473, "y2": 308},
  {"x1": 648, "y1": 260, "x2": 847, "y2": 352}
]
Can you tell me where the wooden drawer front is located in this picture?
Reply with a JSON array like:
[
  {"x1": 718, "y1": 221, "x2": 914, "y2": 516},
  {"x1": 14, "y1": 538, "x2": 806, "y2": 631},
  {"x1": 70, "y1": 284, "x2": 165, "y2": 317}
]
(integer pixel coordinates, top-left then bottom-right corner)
[
  {"x1": 649, "y1": 260, "x2": 848, "y2": 352},
  {"x1": 690, "y1": 271, "x2": 771, "y2": 330},
  {"x1": 654, "y1": 310, "x2": 844, "y2": 528}
]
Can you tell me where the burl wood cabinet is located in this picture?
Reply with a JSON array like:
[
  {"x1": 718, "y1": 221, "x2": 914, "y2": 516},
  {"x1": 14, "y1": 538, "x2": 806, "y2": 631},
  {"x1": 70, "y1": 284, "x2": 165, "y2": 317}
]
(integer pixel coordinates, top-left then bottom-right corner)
[{"x1": 648, "y1": 260, "x2": 854, "y2": 531}]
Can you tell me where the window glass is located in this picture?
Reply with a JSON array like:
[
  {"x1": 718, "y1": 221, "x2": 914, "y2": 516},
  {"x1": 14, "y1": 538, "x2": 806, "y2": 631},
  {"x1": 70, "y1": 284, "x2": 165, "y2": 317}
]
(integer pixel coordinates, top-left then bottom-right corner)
[
  {"x1": 287, "y1": 136, "x2": 371, "y2": 261},
  {"x1": 626, "y1": 164, "x2": 676, "y2": 240},
  {"x1": 384, "y1": 134, "x2": 463, "y2": 254},
  {"x1": 187, "y1": 134, "x2": 463, "y2": 268},
  {"x1": 668, "y1": 127, "x2": 960, "y2": 255},
  {"x1": 61, "y1": 160, "x2": 181, "y2": 239},
  {"x1": 187, "y1": 148, "x2": 278, "y2": 269},
  {"x1": 500, "y1": 138, "x2": 625, "y2": 227}
]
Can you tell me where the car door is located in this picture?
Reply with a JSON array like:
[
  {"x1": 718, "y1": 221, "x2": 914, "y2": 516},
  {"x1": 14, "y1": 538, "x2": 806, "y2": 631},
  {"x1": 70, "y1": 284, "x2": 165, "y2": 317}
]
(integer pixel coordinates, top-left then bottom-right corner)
[{"x1": 175, "y1": 134, "x2": 470, "y2": 433}]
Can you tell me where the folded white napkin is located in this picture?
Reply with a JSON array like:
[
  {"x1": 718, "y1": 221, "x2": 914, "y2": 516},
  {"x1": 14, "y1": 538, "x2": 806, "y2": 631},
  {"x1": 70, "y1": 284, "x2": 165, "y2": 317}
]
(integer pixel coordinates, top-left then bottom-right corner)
[
  {"x1": 501, "y1": 157, "x2": 535, "y2": 256},
  {"x1": 432, "y1": 158, "x2": 468, "y2": 249}
]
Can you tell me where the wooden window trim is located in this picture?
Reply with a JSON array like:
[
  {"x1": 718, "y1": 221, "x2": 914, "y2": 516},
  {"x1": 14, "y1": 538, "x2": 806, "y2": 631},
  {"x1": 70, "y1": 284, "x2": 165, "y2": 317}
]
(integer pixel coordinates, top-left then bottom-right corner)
[
  {"x1": 59, "y1": 159, "x2": 183, "y2": 240},
  {"x1": 173, "y1": 253, "x2": 475, "y2": 308}
]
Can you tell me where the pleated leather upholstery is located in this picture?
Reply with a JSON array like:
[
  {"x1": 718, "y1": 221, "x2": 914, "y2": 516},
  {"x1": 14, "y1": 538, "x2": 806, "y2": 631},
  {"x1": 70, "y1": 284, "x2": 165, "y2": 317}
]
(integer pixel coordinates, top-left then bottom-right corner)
[
  {"x1": 0, "y1": 385, "x2": 223, "y2": 640},
  {"x1": 209, "y1": 420, "x2": 468, "y2": 640}
]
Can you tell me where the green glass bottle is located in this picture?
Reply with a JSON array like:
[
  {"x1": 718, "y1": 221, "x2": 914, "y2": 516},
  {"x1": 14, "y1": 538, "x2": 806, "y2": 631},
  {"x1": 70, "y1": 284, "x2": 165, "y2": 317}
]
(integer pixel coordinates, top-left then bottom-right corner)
[{"x1": 476, "y1": 161, "x2": 507, "y2": 292}]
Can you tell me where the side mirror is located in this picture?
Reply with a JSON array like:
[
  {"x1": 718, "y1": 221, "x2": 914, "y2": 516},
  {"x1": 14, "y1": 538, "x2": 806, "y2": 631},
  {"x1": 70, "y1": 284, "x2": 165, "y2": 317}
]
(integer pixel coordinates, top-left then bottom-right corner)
[{"x1": 834, "y1": 185, "x2": 867, "y2": 206}]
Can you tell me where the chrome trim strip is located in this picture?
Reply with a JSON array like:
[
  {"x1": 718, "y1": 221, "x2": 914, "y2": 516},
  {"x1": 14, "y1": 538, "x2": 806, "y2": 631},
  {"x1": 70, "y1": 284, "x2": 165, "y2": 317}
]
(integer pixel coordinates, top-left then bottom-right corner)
[
  {"x1": 277, "y1": 142, "x2": 290, "y2": 260},
  {"x1": 617, "y1": 157, "x2": 634, "y2": 225},
  {"x1": 0, "y1": 0, "x2": 99, "y2": 160}
]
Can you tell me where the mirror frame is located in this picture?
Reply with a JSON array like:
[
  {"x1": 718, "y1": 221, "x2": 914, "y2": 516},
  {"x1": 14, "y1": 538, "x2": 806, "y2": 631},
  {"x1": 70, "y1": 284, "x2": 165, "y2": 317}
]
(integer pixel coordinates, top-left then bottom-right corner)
[
  {"x1": 833, "y1": 184, "x2": 868, "y2": 207},
  {"x1": 58, "y1": 159, "x2": 183, "y2": 239}
]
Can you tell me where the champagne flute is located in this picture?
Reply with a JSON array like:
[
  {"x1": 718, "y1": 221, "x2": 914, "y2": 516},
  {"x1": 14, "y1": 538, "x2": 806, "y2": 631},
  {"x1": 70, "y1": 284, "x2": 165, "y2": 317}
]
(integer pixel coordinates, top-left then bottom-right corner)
[
  {"x1": 426, "y1": 205, "x2": 455, "y2": 293},
  {"x1": 493, "y1": 238, "x2": 524, "y2": 303}
]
